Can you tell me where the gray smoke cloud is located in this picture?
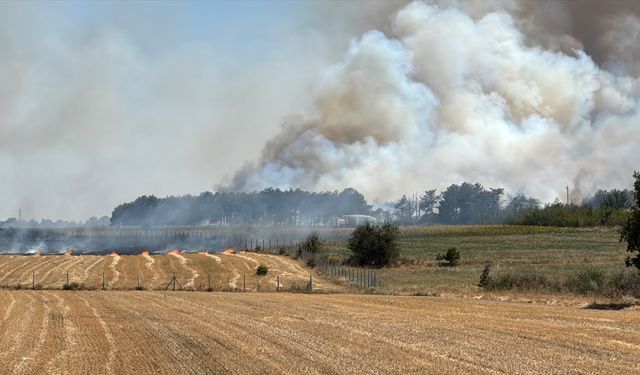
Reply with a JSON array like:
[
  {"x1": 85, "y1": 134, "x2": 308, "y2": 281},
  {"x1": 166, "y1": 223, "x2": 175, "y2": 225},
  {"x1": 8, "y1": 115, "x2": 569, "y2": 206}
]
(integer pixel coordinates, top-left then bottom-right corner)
[
  {"x1": 2, "y1": 1, "x2": 640, "y2": 221},
  {"x1": 230, "y1": 1, "x2": 640, "y2": 204}
]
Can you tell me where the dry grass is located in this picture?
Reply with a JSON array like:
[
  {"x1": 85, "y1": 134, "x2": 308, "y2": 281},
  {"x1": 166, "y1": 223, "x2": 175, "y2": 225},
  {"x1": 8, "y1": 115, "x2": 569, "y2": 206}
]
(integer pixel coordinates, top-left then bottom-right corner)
[
  {"x1": 0, "y1": 253, "x2": 335, "y2": 292},
  {"x1": 0, "y1": 291, "x2": 638, "y2": 374},
  {"x1": 322, "y1": 226, "x2": 628, "y2": 293}
]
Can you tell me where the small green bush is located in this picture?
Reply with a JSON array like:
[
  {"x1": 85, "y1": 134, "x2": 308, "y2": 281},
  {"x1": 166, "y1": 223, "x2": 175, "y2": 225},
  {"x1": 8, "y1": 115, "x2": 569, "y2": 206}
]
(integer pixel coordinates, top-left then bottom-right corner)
[
  {"x1": 256, "y1": 264, "x2": 269, "y2": 276},
  {"x1": 436, "y1": 247, "x2": 461, "y2": 267}
]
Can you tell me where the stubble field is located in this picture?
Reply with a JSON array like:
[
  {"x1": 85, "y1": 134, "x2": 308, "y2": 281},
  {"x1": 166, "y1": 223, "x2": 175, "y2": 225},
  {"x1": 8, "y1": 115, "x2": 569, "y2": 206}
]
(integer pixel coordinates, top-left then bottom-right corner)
[
  {"x1": 0, "y1": 252, "x2": 333, "y2": 292},
  {"x1": 0, "y1": 290, "x2": 639, "y2": 374}
]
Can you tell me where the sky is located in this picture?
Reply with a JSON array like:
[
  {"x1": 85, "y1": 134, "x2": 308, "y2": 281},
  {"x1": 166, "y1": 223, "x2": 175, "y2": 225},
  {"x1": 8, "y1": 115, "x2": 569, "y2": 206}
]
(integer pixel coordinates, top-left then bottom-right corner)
[
  {"x1": 0, "y1": 0, "x2": 334, "y2": 220},
  {"x1": 1, "y1": 0, "x2": 639, "y2": 221}
]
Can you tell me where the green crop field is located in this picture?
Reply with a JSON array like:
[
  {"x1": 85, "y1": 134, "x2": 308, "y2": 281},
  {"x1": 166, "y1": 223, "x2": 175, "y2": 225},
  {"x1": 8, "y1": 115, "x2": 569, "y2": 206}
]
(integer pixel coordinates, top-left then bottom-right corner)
[{"x1": 320, "y1": 225, "x2": 629, "y2": 294}]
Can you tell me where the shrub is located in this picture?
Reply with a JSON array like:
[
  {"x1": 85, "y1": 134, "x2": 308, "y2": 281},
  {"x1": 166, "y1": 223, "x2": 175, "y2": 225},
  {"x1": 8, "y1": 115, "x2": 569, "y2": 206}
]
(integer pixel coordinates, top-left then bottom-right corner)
[
  {"x1": 564, "y1": 268, "x2": 607, "y2": 294},
  {"x1": 306, "y1": 257, "x2": 316, "y2": 268},
  {"x1": 348, "y1": 222, "x2": 400, "y2": 267},
  {"x1": 478, "y1": 263, "x2": 492, "y2": 287},
  {"x1": 297, "y1": 231, "x2": 322, "y2": 257},
  {"x1": 436, "y1": 247, "x2": 461, "y2": 267},
  {"x1": 481, "y1": 271, "x2": 552, "y2": 291},
  {"x1": 62, "y1": 282, "x2": 84, "y2": 291},
  {"x1": 256, "y1": 264, "x2": 269, "y2": 276},
  {"x1": 608, "y1": 269, "x2": 640, "y2": 297},
  {"x1": 278, "y1": 247, "x2": 286, "y2": 256}
]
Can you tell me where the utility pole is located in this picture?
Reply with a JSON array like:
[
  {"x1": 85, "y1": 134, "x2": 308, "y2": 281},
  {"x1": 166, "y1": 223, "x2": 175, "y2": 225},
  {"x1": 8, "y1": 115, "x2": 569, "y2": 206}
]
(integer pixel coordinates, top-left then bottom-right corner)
[
  {"x1": 18, "y1": 208, "x2": 21, "y2": 223},
  {"x1": 566, "y1": 185, "x2": 569, "y2": 205}
]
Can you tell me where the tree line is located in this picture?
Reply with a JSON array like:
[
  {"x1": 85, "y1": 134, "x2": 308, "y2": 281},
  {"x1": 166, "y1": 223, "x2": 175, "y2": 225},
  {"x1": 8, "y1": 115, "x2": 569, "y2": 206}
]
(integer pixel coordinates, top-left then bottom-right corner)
[
  {"x1": 107, "y1": 183, "x2": 635, "y2": 228},
  {"x1": 110, "y1": 188, "x2": 370, "y2": 227}
]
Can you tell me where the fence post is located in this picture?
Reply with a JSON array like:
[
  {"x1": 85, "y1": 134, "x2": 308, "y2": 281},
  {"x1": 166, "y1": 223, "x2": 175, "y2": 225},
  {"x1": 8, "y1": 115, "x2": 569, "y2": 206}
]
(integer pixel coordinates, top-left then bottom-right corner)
[
  {"x1": 102, "y1": 270, "x2": 105, "y2": 289},
  {"x1": 32, "y1": 271, "x2": 35, "y2": 290},
  {"x1": 277, "y1": 275, "x2": 280, "y2": 292},
  {"x1": 243, "y1": 274, "x2": 246, "y2": 292},
  {"x1": 66, "y1": 270, "x2": 69, "y2": 285},
  {"x1": 208, "y1": 272, "x2": 211, "y2": 291},
  {"x1": 137, "y1": 272, "x2": 140, "y2": 289},
  {"x1": 309, "y1": 274, "x2": 313, "y2": 293},
  {"x1": 173, "y1": 272, "x2": 176, "y2": 291}
]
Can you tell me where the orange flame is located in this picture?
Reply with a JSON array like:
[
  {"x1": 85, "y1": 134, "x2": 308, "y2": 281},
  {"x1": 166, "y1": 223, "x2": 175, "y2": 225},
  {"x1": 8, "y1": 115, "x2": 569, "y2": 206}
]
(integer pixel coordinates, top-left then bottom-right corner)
[
  {"x1": 109, "y1": 251, "x2": 119, "y2": 257},
  {"x1": 140, "y1": 250, "x2": 150, "y2": 256},
  {"x1": 198, "y1": 251, "x2": 208, "y2": 255},
  {"x1": 223, "y1": 248, "x2": 235, "y2": 255},
  {"x1": 167, "y1": 249, "x2": 182, "y2": 255},
  {"x1": 34, "y1": 250, "x2": 41, "y2": 257},
  {"x1": 64, "y1": 249, "x2": 72, "y2": 256}
]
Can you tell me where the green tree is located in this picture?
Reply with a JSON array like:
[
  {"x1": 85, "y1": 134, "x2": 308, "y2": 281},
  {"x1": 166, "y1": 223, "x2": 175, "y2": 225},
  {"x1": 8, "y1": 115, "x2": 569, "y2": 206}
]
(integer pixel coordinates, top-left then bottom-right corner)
[
  {"x1": 621, "y1": 171, "x2": 640, "y2": 270},
  {"x1": 394, "y1": 195, "x2": 413, "y2": 225},
  {"x1": 348, "y1": 222, "x2": 400, "y2": 267},
  {"x1": 419, "y1": 189, "x2": 439, "y2": 223}
]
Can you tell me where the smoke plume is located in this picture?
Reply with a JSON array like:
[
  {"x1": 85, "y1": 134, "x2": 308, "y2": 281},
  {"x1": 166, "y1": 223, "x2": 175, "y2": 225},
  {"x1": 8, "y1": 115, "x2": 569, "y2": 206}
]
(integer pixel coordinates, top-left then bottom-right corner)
[{"x1": 230, "y1": 1, "x2": 640, "y2": 203}]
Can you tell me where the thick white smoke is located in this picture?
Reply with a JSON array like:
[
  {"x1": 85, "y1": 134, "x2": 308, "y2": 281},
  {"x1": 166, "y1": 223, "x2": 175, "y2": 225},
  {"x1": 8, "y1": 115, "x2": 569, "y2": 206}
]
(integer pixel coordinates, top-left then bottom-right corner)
[{"x1": 231, "y1": 1, "x2": 640, "y2": 203}]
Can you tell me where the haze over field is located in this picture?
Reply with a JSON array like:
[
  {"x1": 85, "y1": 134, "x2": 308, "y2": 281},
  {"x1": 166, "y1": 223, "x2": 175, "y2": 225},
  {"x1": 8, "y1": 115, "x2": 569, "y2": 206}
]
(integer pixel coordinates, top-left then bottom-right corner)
[{"x1": 1, "y1": 0, "x2": 639, "y2": 220}]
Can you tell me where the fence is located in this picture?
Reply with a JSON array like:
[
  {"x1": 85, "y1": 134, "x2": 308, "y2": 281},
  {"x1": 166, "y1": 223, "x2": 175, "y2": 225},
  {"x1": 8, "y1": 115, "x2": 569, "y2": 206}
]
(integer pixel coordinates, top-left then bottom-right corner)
[
  {"x1": 0, "y1": 267, "x2": 316, "y2": 293},
  {"x1": 312, "y1": 256, "x2": 378, "y2": 289}
]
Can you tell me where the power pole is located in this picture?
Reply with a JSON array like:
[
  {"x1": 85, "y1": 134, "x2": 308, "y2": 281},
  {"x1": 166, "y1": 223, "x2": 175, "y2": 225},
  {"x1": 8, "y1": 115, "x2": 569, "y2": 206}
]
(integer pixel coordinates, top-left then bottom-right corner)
[
  {"x1": 18, "y1": 208, "x2": 21, "y2": 223},
  {"x1": 566, "y1": 185, "x2": 569, "y2": 205}
]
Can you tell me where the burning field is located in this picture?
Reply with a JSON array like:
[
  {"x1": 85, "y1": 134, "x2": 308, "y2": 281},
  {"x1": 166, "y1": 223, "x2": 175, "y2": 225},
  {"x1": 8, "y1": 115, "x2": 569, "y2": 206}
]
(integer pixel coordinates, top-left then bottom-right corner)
[
  {"x1": 0, "y1": 252, "x2": 332, "y2": 291},
  {"x1": 0, "y1": 291, "x2": 638, "y2": 374}
]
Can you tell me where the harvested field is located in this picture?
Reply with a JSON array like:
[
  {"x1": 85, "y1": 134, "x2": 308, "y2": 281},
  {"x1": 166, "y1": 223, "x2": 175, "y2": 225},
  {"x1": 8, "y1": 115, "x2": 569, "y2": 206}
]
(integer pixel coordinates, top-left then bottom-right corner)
[
  {"x1": 0, "y1": 291, "x2": 638, "y2": 374},
  {"x1": 0, "y1": 253, "x2": 331, "y2": 292}
]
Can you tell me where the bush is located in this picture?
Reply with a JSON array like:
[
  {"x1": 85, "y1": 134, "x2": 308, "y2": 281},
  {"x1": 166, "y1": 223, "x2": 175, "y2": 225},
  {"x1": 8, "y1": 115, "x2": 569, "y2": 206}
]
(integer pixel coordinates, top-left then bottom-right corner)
[
  {"x1": 62, "y1": 282, "x2": 84, "y2": 291},
  {"x1": 297, "y1": 231, "x2": 322, "y2": 257},
  {"x1": 436, "y1": 247, "x2": 461, "y2": 267},
  {"x1": 348, "y1": 222, "x2": 400, "y2": 267},
  {"x1": 256, "y1": 264, "x2": 269, "y2": 276},
  {"x1": 564, "y1": 268, "x2": 606, "y2": 294},
  {"x1": 306, "y1": 257, "x2": 316, "y2": 268},
  {"x1": 483, "y1": 272, "x2": 552, "y2": 291},
  {"x1": 478, "y1": 263, "x2": 492, "y2": 287},
  {"x1": 608, "y1": 269, "x2": 640, "y2": 297}
]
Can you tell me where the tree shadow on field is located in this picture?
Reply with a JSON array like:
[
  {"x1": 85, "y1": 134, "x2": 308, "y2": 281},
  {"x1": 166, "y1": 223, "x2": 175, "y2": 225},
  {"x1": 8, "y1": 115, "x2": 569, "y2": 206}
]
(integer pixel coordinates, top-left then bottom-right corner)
[{"x1": 583, "y1": 302, "x2": 634, "y2": 310}]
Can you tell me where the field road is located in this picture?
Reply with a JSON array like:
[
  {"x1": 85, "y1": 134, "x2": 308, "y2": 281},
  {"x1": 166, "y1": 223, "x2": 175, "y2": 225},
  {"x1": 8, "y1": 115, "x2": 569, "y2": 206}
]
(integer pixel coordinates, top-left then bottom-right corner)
[{"x1": 0, "y1": 291, "x2": 638, "y2": 374}]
